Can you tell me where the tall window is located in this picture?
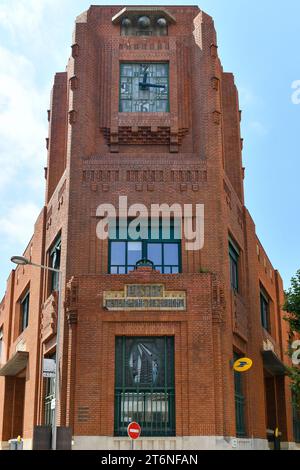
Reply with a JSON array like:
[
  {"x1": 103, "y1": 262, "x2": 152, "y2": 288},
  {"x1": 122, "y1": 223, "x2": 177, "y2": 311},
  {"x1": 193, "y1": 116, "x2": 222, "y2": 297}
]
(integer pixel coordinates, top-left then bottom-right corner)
[
  {"x1": 229, "y1": 240, "x2": 239, "y2": 292},
  {"x1": 234, "y1": 352, "x2": 246, "y2": 437},
  {"x1": 260, "y1": 288, "x2": 270, "y2": 332},
  {"x1": 49, "y1": 236, "x2": 61, "y2": 292},
  {"x1": 0, "y1": 328, "x2": 3, "y2": 363},
  {"x1": 109, "y1": 220, "x2": 181, "y2": 274},
  {"x1": 44, "y1": 353, "x2": 56, "y2": 426},
  {"x1": 115, "y1": 336, "x2": 175, "y2": 437},
  {"x1": 20, "y1": 291, "x2": 30, "y2": 333}
]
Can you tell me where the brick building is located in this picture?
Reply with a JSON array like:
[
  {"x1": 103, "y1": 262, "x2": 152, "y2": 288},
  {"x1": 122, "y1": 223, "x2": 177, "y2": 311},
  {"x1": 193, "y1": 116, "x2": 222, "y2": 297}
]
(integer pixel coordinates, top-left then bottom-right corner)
[{"x1": 0, "y1": 5, "x2": 299, "y2": 450}]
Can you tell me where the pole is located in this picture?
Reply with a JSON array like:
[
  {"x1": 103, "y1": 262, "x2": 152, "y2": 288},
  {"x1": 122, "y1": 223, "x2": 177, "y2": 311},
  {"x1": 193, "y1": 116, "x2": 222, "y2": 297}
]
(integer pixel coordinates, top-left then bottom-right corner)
[{"x1": 52, "y1": 270, "x2": 62, "y2": 450}]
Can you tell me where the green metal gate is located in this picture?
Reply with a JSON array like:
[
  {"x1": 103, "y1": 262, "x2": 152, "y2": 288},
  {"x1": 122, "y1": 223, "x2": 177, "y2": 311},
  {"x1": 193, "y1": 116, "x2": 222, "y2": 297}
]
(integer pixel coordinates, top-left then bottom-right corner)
[{"x1": 114, "y1": 336, "x2": 175, "y2": 437}]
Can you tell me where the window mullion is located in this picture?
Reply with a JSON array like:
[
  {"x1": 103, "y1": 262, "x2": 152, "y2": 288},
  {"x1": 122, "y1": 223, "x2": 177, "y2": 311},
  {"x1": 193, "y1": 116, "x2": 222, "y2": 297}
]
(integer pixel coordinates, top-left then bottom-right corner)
[
  {"x1": 142, "y1": 240, "x2": 147, "y2": 260},
  {"x1": 125, "y1": 241, "x2": 128, "y2": 273}
]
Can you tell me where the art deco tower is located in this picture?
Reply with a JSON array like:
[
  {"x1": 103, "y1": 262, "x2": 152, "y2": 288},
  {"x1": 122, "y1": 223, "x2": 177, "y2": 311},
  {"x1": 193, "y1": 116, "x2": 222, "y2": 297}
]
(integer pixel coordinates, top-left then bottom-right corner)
[{"x1": 0, "y1": 6, "x2": 296, "y2": 450}]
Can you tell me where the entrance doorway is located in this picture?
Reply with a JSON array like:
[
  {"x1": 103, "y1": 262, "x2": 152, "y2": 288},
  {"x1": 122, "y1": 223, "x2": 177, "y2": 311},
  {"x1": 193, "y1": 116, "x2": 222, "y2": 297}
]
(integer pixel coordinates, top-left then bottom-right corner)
[
  {"x1": 264, "y1": 371, "x2": 287, "y2": 449},
  {"x1": 3, "y1": 375, "x2": 25, "y2": 441}
]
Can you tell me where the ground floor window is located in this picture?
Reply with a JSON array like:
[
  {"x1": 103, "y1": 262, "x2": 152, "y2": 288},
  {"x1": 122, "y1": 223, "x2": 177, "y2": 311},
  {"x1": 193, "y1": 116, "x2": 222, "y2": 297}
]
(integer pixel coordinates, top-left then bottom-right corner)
[
  {"x1": 114, "y1": 336, "x2": 175, "y2": 437},
  {"x1": 234, "y1": 353, "x2": 246, "y2": 437},
  {"x1": 44, "y1": 353, "x2": 56, "y2": 426}
]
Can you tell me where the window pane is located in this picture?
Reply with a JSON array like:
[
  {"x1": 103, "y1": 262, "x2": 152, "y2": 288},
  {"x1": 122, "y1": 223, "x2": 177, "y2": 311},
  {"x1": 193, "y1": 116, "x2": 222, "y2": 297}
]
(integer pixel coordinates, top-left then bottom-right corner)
[
  {"x1": 171, "y1": 267, "x2": 179, "y2": 274},
  {"x1": 230, "y1": 256, "x2": 238, "y2": 291},
  {"x1": 127, "y1": 242, "x2": 142, "y2": 265},
  {"x1": 111, "y1": 242, "x2": 126, "y2": 265},
  {"x1": 147, "y1": 243, "x2": 162, "y2": 265},
  {"x1": 21, "y1": 293, "x2": 29, "y2": 332},
  {"x1": 164, "y1": 244, "x2": 178, "y2": 265},
  {"x1": 260, "y1": 294, "x2": 269, "y2": 331},
  {"x1": 229, "y1": 241, "x2": 239, "y2": 262}
]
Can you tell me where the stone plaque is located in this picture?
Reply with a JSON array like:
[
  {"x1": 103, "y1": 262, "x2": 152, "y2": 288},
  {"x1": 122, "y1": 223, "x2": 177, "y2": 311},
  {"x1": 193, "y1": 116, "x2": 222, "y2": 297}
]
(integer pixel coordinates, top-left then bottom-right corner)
[{"x1": 103, "y1": 284, "x2": 186, "y2": 311}]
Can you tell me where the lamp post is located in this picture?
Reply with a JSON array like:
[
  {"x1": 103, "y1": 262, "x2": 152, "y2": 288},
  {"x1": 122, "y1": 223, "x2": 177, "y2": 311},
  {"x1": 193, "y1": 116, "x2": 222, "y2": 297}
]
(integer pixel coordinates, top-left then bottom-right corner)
[{"x1": 11, "y1": 255, "x2": 62, "y2": 450}]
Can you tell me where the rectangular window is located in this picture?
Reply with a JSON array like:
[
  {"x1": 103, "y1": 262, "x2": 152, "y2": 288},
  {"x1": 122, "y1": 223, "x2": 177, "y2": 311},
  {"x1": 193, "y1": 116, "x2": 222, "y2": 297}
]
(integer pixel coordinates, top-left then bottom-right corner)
[
  {"x1": 44, "y1": 353, "x2": 56, "y2": 426},
  {"x1": 109, "y1": 220, "x2": 181, "y2": 274},
  {"x1": 49, "y1": 236, "x2": 61, "y2": 292},
  {"x1": 20, "y1": 291, "x2": 30, "y2": 333},
  {"x1": 260, "y1": 288, "x2": 270, "y2": 332},
  {"x1": 229, "y1": 240, "x2": 239, "y2": 292},
  {"x1": 114, "y1": 336, "x2": 175, "y2": 437},
  {"x1": 0, "y1": 328, "x2": 3, "y2": 363},
  {"x1": 234, "y1": 352, "x2": 246, "y2": 437}
]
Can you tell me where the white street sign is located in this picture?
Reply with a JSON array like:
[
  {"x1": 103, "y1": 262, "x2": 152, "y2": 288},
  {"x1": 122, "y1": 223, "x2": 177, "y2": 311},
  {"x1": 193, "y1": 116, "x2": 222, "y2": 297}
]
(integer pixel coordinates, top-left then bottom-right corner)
[{"x1": 43, "y1": 358, "x2": 56, "y2": 378}]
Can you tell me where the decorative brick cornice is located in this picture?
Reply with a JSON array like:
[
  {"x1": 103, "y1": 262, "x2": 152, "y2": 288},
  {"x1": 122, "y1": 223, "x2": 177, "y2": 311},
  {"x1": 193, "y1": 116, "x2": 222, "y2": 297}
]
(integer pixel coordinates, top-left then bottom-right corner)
[{"x1": 101, "y1": 126, "x2": 188, "y2": 152}]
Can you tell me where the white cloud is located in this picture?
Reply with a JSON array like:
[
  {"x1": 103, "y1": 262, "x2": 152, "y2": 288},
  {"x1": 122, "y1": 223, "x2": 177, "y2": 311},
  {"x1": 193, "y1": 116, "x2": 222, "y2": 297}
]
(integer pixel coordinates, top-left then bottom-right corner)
[
  {"x1": 0, "y1": 0, "x2": 71, "y2": 66},
  {"x1": 0, "y1": 0, "x2": 73, "y2": 297},
  {"x1": 0, "y1": 201, "x2": 40, "y2": 245},
  {"x1": 0, "y1": 0, "x2": 45, "y2": 38},
  {"x1": 0, "y1": 0, "x2": 66, "y2": 43},
  {"x1": 0, "y1": 45, "x2": 49, "y2": 198}
]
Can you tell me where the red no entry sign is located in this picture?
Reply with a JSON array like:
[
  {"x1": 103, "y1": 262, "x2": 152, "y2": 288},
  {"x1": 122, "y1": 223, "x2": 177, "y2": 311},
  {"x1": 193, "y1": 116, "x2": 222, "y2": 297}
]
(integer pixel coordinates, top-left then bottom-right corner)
[{"x1": 127, "y1": 421, "x2": 141, "y2": 440}]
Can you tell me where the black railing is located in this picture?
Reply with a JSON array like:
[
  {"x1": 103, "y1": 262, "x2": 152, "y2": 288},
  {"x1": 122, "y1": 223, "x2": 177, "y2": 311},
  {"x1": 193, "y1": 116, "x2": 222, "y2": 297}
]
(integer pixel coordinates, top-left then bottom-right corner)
[
  {"x1": 115, "y1": 389, "x2": 175, "y2": 437},
  {"x1": 235, "y1": 393, "x2": 246, "y2": 437}
]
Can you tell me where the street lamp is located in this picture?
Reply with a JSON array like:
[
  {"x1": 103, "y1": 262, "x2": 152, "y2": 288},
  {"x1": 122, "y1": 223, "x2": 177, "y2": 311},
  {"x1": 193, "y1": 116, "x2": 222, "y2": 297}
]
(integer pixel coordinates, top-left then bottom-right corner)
[{"x1": 11, "y1": 255, "x2": 62, "y2": 450}]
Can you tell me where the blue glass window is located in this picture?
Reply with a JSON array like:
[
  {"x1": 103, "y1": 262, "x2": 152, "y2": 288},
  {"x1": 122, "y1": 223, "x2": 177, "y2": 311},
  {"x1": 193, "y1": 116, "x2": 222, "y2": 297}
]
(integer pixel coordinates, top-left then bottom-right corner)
[
  {"x1": 109, "y1": 220, "x2": 181, "y2": 274},
  {"x1": 229, "y1": 240, "x2": 239, "y2": 292},
  {"x1": 20, "y1": 290, "x2": 30, "y2": 333}
]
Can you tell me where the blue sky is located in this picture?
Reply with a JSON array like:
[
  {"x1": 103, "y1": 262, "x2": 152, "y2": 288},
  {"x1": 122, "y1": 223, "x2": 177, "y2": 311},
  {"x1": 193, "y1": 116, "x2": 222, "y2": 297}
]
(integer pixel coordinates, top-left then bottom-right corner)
[{"x1": 0, "y1": 0, "x2": 299, "y2": 298}]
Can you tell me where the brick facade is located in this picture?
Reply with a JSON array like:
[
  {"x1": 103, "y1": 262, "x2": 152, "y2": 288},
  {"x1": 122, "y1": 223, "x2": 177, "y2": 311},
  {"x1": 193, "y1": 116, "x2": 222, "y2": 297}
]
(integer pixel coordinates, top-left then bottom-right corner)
[{"x1": 0, "y1": 5, "x2": 296, "y2": 450}]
